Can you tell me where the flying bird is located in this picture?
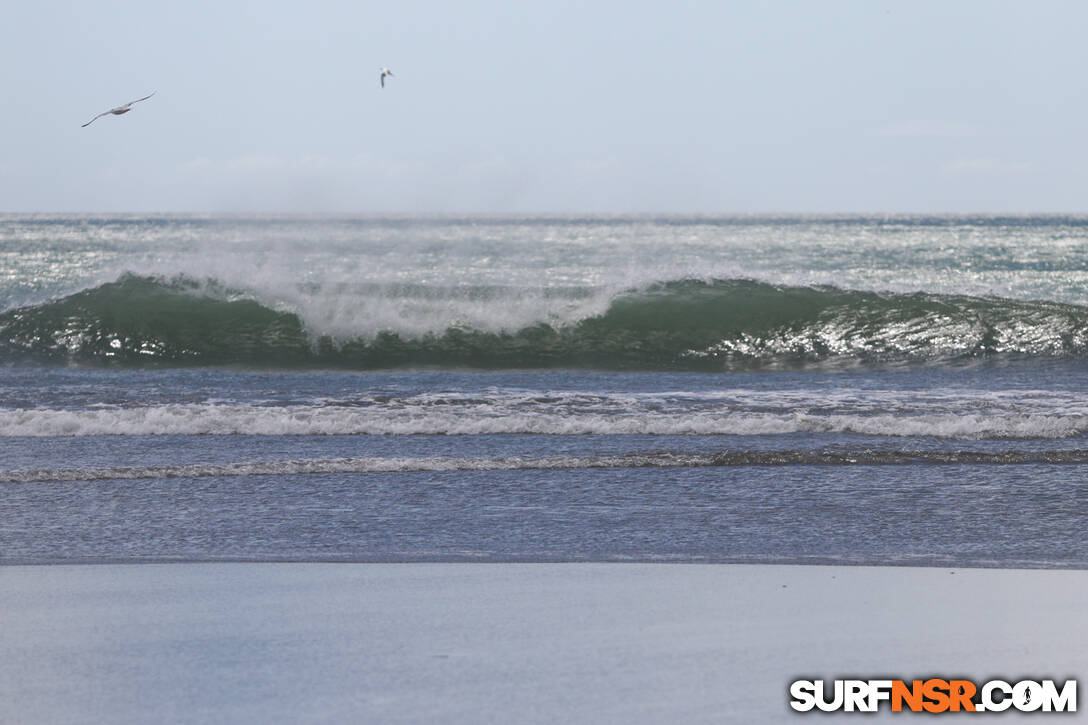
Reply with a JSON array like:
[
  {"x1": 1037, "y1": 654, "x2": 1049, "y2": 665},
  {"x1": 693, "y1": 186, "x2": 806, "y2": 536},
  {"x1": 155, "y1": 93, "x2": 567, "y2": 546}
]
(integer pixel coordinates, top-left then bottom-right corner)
[
  {"x1": 81, "y1": 92, "x2": 156, "y2": 127},
  {"x1": 380, "y1": 67, "x2": 394, "y2": 88}
]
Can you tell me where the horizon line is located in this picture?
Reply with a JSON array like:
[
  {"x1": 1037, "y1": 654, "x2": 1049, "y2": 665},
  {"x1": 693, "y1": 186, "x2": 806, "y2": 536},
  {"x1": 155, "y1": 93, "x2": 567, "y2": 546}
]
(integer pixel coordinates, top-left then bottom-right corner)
[{"x1": 5, "y1": 210, "x2": 1088, "y2": 219}]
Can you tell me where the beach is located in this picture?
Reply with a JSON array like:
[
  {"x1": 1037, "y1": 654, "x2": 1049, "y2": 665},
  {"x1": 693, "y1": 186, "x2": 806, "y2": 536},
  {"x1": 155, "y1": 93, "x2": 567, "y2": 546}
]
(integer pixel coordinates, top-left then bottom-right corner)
[
  {"x1": 3, "y1": 215, "x2": 1088, "y2": 722},
  {"x1": 8, "y1": 0, "x2": 1088, "y2": 719},
  {"x1": 2, "y1": 562, "x2": 1085, "y2": 723}
]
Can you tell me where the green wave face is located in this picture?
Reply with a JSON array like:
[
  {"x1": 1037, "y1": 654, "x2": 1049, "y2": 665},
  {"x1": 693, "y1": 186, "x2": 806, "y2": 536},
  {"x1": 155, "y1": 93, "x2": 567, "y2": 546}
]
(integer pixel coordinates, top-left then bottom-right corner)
[
  {"x1": 0, "y1": 275, "x2": 311, "y2": 364},
  {"x1": 3, "y1": 274, "x2": 1088, "y2": 369}
]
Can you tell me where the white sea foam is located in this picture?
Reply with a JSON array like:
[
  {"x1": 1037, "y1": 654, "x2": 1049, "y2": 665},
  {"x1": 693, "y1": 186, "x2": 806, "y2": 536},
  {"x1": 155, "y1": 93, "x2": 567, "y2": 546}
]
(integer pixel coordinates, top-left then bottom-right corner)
[
  {"x1": 6, "y1": 448, "x2": 1088, "y2": 484},
  {"x1": 0, "y1": 454, "x2": 705, "y2": 483},
  {"x1": 2, "y1": 404, "x2": 1086, "y2": 439}
]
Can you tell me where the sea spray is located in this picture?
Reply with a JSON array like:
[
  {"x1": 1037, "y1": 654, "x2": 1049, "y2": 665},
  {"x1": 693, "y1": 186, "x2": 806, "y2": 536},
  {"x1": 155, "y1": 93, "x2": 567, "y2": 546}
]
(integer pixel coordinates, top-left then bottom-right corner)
[{"x1": 4, "y1": 274, "x2": 1088, "y2": 369}]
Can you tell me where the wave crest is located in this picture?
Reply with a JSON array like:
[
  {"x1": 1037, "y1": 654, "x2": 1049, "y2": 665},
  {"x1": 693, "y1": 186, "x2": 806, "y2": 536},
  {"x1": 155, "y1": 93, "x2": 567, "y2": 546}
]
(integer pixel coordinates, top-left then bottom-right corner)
[{"x1": 3, "y1": 274, "x2": 1088, "y2": 369}]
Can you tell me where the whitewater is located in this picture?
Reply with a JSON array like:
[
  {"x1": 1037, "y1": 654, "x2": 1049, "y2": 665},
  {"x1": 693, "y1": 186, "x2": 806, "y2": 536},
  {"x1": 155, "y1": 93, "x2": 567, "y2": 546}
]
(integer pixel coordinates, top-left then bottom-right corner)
[{"x1": 3, "y1": 214, "x2": 1087, "y2": 567}]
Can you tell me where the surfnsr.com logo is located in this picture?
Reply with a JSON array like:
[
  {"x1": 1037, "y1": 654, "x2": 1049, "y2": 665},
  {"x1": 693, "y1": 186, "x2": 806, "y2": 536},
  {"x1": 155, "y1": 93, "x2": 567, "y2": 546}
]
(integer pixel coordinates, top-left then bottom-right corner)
[{"x1": 789, "y1": 678, "x2": 1077, "y2": 713}]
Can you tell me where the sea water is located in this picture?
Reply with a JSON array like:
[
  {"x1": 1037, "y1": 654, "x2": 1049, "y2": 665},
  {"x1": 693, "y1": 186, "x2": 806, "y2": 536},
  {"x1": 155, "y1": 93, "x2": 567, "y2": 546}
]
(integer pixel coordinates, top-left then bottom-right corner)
[{"x1": 2, "y1": 215, "x2": 1087, "y2": 566}]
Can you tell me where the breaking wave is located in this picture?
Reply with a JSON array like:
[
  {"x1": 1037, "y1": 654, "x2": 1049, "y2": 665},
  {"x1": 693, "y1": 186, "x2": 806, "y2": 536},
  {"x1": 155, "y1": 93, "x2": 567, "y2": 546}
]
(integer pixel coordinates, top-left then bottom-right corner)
[
  {"x1": 4, "y1": 273, "x2": 1088, "y2": 370},
  {"x1": 2, "y1": 404, "x2": 1087, "y2": 439},
  {"x1": 7, "y1": 449, "x2": 1088, "y2": 484}
]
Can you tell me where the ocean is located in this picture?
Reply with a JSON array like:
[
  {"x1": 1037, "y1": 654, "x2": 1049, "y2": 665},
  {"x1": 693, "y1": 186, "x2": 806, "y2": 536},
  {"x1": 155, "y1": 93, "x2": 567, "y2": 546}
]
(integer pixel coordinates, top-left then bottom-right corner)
[{"x1": 3, "y1": 214, "x2": 1087, "y2": 567}]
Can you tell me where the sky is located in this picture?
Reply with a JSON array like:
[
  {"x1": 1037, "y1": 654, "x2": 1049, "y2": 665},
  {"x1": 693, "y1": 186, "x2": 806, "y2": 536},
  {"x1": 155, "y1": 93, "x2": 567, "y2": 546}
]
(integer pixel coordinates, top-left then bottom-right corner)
[{"x1": 2, "y1": 0, "x2": 1087, "y2": 214}]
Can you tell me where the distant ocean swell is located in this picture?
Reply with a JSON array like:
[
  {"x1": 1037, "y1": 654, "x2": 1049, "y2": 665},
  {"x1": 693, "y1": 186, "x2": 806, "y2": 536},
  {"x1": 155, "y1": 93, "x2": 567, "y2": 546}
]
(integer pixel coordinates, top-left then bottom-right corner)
[
  {"x1": 4, "y1": 273, "x2": 1088, "y2": 370},
  {"x1": 7, "y1": 450, "x2": 1088, "y2": 484}
]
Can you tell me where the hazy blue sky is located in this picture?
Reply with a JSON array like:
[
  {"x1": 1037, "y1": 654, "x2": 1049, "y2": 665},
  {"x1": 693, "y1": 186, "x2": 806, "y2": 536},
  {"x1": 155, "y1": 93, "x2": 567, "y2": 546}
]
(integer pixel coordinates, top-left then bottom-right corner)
[{"x1": 3, "y1": 0, "x2": 1086, "y2": 213}]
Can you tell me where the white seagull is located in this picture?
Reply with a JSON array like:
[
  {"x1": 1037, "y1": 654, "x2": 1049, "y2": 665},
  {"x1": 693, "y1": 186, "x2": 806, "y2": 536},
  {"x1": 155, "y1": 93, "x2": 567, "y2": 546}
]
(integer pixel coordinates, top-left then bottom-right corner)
[
  {"x1": 81, "y1": 92, "x2": 156, "y2": 128},
  {"x1": 380, "y1": 67, "x2": 394, "y2": 88}
]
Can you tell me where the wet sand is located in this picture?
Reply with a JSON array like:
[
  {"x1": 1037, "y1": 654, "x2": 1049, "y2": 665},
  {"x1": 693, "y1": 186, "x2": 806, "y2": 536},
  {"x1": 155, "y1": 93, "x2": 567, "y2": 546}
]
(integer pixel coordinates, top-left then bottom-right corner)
[{"x1": 2, "y1": 563, "x2": 1084, "y2": 723}]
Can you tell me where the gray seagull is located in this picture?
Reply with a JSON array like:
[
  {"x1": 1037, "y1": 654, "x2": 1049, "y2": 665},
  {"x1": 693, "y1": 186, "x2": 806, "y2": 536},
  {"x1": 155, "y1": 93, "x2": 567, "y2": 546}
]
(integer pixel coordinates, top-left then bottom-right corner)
[
  {"x1": 380, "y1": 67, "x2": 394, "y2": 88},
  {"x1": 82, "y1": 92, "x2": 155, "y2": 127}
]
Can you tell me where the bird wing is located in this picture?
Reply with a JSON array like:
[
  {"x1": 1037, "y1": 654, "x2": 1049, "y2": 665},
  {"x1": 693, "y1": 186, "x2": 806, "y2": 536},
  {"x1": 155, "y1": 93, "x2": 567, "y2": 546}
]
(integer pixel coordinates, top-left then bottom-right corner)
[
  {"x1": 381, "y1": 74, "x2": 385, "y2": 88},
  {"x1": 81, "y1": 93, "x2": 153, "y2": 127},
  {"x1": 81, "y1": 111, "x2": 110, "y2": 128}
]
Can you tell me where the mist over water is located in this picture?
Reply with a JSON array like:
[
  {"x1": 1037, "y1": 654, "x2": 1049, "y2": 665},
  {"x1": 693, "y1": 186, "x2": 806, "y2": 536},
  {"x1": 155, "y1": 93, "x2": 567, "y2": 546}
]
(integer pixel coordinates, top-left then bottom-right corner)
[
  {"x1": 8, "y1": 214, "x2": 1088, "y2": 329},
  {"x1": 6, "y1": 215, "x2": 1088, "y2": 369}
]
